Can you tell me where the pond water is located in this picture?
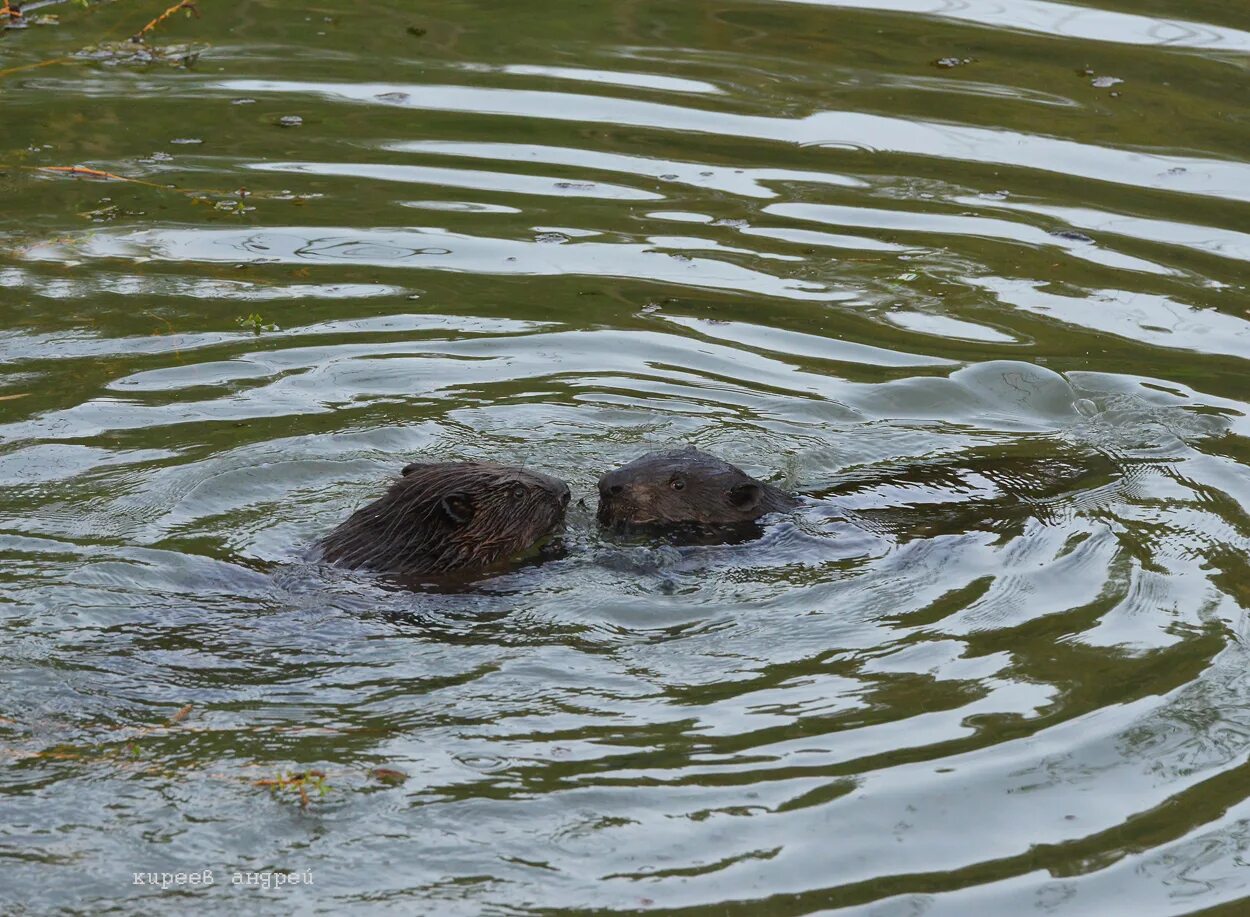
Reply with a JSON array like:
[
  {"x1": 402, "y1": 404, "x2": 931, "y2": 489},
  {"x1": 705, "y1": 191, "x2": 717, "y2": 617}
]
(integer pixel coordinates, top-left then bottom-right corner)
[{"x1": 3, "y1": 0, "x2": 1250, "y2": 913}]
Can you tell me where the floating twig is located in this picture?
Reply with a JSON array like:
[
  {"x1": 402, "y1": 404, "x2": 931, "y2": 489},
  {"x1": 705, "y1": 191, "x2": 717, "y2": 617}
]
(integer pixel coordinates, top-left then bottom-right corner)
[
  {"x1": 254, "y1": 770, "x2": 329, "y2": 809},
  {"x1": 32, "y1": 165, "x2": 297, "y2": 217},
  {"x1": 0, "y1": 57, "x2": 73, "y2": 78},
  {"x1": 1, "y1": 1, "x2": 206, "y2": 80},
  {"x1": 38, "y1": 165, "x2": 140, "y2": 182},
  {"x1": 131, "y1": 0, "x2": 198, "y2": 42}
]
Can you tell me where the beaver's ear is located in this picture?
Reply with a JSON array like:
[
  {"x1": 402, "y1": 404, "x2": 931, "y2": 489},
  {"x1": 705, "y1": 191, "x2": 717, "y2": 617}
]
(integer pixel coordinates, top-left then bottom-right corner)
[
  {"x1": 401, "y1": 462, "x2": 430, "y2": 477},
  {"x1": 439, "y1": 492, "x2": 474, "y2": 525},
  {"x1": 727, "y1": 482, "x2": 762, "y2": 511}
]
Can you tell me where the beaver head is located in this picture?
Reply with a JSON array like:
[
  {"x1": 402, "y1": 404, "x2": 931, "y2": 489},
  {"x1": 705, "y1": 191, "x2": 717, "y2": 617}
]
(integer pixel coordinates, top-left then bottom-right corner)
[
  {"x1": 597, "y1": 447, "x2": 797, "y2": 531},
  {"x1": 317, "y1": 461, "x2": 571, "y2": 579}
]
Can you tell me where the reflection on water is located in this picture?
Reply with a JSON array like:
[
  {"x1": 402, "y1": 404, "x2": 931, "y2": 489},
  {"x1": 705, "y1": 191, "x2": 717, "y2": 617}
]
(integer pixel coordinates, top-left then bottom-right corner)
[{"x1": 2, "y1": 0, "x2": 1249, "y2": 913}]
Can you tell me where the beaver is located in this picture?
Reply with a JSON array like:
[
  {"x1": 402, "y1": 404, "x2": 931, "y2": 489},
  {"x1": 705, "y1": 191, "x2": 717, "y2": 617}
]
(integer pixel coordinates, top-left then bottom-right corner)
[
  {"x1": 597, "y1": 446, "x2": 798, "y2": 533},
  {"x1": 317, "y1": 461, "x2": 571, "y2": 580},
  {"x1": 598, "y1": 444, "x2": 1133, "y2": 546}
]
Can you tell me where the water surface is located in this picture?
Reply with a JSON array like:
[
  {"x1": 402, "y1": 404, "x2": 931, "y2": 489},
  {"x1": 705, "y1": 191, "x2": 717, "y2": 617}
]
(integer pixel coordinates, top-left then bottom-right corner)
[{"x1": 2, "y1": 0, "x2": 1250, "y2": 913}]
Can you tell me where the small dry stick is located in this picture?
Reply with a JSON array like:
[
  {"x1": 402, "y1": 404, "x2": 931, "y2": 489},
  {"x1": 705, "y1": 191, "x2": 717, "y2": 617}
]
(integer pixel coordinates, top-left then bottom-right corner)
[
  {"x1": 132, "y1": 0, "x2": 199, "y2": 42},
  {"x1": 1, "y1": 1, "x2": 206, "y2": 80},
  {"x1": 253, "y1": 770, "x2": 327, "y2": 809},
  {"x1": 0, "y1": 57, "x2": 73, "y2": 79},
  {"x1": 38, "y1": 165, "x2": 137, "y2": 182}
]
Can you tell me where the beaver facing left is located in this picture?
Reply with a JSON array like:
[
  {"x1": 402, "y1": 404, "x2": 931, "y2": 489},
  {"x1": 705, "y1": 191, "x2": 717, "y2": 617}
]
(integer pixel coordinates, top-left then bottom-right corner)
[{"x1": 316, "y1": 461, "x2": 571, "y2": 579}]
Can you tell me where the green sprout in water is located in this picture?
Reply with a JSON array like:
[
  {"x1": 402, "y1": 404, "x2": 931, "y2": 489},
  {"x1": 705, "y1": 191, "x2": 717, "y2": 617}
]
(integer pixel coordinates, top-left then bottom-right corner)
[
  {"x1": 236, "y1": 313, "x2": 278, "y2": 334},
  {"x1": 213, "y1": 198, "x2": 254, "y2": 215}
]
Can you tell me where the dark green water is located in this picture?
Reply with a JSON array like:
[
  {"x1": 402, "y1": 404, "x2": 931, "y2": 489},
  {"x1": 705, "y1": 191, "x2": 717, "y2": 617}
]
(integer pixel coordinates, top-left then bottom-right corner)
[{"x1": 3, "y1": 0, "x2": 1250, "y2": 913}]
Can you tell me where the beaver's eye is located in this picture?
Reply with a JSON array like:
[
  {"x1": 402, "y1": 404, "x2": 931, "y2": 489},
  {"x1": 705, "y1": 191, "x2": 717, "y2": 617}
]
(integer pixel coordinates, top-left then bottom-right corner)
[
  {"x1": 511, "y1": 484, "x2": 527, "y2": 500},
  {"x1": 670, "y1": 479, "x2": 685, "y2": 491}
]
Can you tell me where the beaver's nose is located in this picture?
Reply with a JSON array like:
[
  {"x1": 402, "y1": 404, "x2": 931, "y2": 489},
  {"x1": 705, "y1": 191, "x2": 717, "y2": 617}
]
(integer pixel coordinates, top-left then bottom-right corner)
[{"x1": 598, "y1": 470, "x2": 627, "y2": 500}]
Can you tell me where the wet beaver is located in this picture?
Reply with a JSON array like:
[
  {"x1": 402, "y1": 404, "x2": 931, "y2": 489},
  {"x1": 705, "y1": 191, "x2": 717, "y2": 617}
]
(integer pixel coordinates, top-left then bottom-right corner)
[
  {"x1": 597, "y1": 446, "x2": 798, "y2": 533},
  {"x1": 598, "y1": 444, "x2": 1133, "y2": 546},
  {"x1": 317, "y1": 461, "x2": 571, "y2": 580}
]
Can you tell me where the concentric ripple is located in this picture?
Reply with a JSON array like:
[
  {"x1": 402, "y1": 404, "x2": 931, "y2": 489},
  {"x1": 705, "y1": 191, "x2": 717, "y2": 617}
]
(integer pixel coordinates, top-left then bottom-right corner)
[{"x1": 2, "y1": 0, "x2": 1249, "y2": 914}]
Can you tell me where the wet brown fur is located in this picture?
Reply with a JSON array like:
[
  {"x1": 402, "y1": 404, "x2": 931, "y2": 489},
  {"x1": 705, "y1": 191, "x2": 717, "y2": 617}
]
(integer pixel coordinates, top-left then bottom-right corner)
[
  {"x1": 597, "y1": 446, "x2": 797, "y2": 530},
  {"x1": 317, "y1": 462, "x2": 570, "y2": 578}
]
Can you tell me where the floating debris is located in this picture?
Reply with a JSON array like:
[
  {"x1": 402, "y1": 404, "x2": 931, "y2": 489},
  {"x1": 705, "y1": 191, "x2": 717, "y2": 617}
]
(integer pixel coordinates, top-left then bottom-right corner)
[
  {"x1": 1049, "y1": 229, "x2": 1095, "y2": 243},
  {"x1": 212, "y1": 198, "x2": 254, "y2": 214},
  {"x1": 254, "y1": 770, "x2": 329, "y2": 809},
  {"x1": 277, "y1": 114, "x2": 303, "y2": 128},
  {"x1": 73, "y1": 41, "x2": 202, "y2": 68},
  {"x1": 1077, "y1": 67, "x2": 1124, "y2": 89},
  {"x1": 39, "y1": 165, "x2": 133, "y2": 182},
  {"x1": 236, "y1": 312, "x2": 279, "y2": 334},
  {"x1": 0, "y1": 0, "x2": 24, "y2": 29},
  {"x1": 932, "y1": 57, "x2": 974, "y2": 69},
  {"x1": 80, "y1": 203, "x2": 127, "y2": 221},
  {"x1": 132, "y1": 0, "x2": 200, "y2": 43}
]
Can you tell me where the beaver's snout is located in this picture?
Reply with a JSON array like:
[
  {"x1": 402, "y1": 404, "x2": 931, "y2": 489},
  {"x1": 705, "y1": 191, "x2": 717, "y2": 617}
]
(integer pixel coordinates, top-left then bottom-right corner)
[{"x1": 597, "y1": 468, "x2": 627, "y2": 497}]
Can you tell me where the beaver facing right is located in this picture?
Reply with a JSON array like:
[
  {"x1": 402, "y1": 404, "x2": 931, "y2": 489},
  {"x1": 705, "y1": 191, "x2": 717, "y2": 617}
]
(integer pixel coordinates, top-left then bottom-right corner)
[
  {"x1": 597, "y1": 446, "x2": 798, "y2": 532},
  {"x1": 317, "y1": 461, "x2": 571, "y2": 580}
]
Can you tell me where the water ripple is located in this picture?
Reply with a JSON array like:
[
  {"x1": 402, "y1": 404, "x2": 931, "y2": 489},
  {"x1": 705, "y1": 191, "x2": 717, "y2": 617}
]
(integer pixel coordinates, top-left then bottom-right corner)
[{"x1": 3, "y1": 1, "x2": 1250, "y2": 913}]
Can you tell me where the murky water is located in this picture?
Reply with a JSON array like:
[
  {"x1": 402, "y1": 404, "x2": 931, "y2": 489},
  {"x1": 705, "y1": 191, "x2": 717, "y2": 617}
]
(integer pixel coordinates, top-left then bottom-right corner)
[{"x1": 3, "y1": 0, "x2": 1250, "y2": 913}]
